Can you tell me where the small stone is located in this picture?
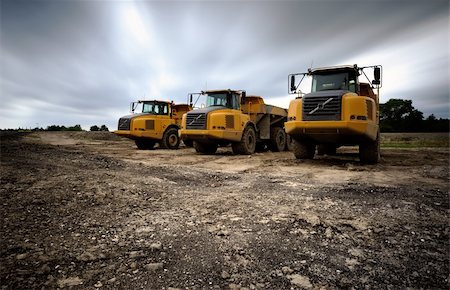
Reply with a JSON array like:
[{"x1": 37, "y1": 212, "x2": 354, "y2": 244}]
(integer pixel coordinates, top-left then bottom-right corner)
[
  {"x1": 16, "y1": 253, "x2": 28, "y2": 260},
  {"x1": 130, "y1": 262, "x2": 138, "y2": 269},
  {"x1": 106, "y1": 277, "x2": 117, "y2": 284},
  {"x1": 39, "y1": 264, "x2": 51, "y2": 274},
  {"x1": 77, "y1": 251, "x2": 96, "y2": 262},
  {"x1": 373, "y1": 227, "x2": 383, "y2": 234},
  {"x1": 287, "y1": 274, "x2": 312, "y2": 289},
  {"x1": 144, "y1": 262, "x2": 163, "y2": 271},
  {"x1": 38, "y1": 254, "x2": 50, "y2": 262},
  {"x1": 94, "y1": 281, "x2": 103, "y2": 288},
  {"x1": 57, "y1": 277, "x2": 83, "y2": 288},
  {"x1": 345, "y1": 258, "x2": 360, "y2": 270},
  {"x1": 150, "y1": 242, "x2": 162, "y2": 251},
  {"x1": 217, "y1": 230, "x2": 229, "y2": 236},
  {"x1": 325, "y1": 227, "x2": 333, "y2": 238},
  {"x1": 281, "y1": 266, "x2": 294, "y2": 275},
  {"x1": 221, "y1": 271, "x2": 230, "y2": 279},
  {"x1": 129, "y1": 251, "x2": 145, "y2": 259}
]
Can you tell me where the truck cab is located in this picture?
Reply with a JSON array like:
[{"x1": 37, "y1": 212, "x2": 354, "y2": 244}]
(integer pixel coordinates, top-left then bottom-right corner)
[
  {"x1": 285, "y1": 64, "x2": 382, "y2": 163},
  {"x1": 115, "y1": 100, "x2": 192, "y2": 150}
]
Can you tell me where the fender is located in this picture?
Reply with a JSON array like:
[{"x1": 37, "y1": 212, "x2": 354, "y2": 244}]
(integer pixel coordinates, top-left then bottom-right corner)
[
  {"x1": 244, "y1": 120, "x2": 257, "y2": 132},
  {"x1": 164, "y1": 124, "x2": 180, "y2": 134}
]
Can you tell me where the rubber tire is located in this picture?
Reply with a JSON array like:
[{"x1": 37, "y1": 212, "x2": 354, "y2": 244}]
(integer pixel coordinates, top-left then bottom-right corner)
[
  {"x1": 292, "y1": 139, "x2": 315, "y2": 159},
  {"x1": 232, "y1": 126, "x2": 256, "y2": 155},
  {"x1": 194, "y1": 141, "x2": 218, "y2": 154},
  {"x1": 285, "y1": 134, "x2": 295, "y2": 151},
  {"x1": 359, "y1": 131, "x2": 380, "y2": 164},
  {"x1": 317, "y1": 144, "x2": 337, "y2": 156},
  {"x1": 161, "y1": 128, "x2": 180, "y2": 149},
  {"x1": 183, "y1": 140, "x2": 193, "y2": 147},
  {"x1": 135, "y1": 139, "x2": 155, "y2": 150},
  {"x1": 269, "y1": 127, "x2": 286, "y2": 152}
]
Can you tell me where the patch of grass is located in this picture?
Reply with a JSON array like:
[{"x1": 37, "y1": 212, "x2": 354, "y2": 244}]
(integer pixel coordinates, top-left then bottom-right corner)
[{"x1": 381, "y1": 133, "x2": 449, "y2": 148}]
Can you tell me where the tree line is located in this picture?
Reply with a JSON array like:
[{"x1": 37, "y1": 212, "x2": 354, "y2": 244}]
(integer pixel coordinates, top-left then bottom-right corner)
[
  {"x1": 380, "y1": 99, "x2": 449, "y2": 132},
  {"x1": 2, "y1": 125, "x2": 109, "y2": 132}
]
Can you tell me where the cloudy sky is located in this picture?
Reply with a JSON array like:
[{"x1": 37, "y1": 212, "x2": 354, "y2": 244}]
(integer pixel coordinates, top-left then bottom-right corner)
[{"x1": 1, "y1": 0, "x2": 448, "y2": 130}]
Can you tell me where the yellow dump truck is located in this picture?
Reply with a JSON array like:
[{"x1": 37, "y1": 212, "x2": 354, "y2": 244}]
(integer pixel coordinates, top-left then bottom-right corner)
[
  {"x1": 115, "y1": 100, "x2": 192, "y2": 149},
  {"x1": 180, "y1": 89, "x2": 290, "y2": 155},
  {"x1": 285, "y1": 64, "x2": 382, "y2": 163}
]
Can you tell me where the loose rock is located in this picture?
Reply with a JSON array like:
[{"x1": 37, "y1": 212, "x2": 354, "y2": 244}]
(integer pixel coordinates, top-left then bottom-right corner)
[
  {"x1": 287, "y1": 274, "x2": 312, "y2": 289},
  {"x1": 144, "y1": 263, "x2": 163, "y2": 271}
]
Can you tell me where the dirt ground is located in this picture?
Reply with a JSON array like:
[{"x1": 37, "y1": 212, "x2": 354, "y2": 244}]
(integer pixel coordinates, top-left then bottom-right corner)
[{"x1": 1, "y1": 131, "x2": 448, "y2": 289}]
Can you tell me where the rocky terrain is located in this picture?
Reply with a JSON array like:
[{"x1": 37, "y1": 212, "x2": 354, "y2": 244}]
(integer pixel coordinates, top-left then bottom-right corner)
[{"x1": 0, "y1": 131, "x2": 448, "y2": 289}]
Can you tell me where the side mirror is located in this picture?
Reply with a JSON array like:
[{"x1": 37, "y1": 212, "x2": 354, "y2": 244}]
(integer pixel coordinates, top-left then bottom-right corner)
[
  {"x1": 372, "y1": 67, "x2": 381, "y2": 85},
  {"x1": 290, "y1": 75, "x2": 296, "y2": 92},
  {"x1": 189, "y1": 94, "x2": 193, "y2": 106},
  {"x1": 130, "y1": 102, "x2": 137, "y2": 113}
]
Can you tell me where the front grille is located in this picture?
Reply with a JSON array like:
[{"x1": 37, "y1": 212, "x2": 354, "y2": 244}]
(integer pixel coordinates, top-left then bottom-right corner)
[
  {"x1": 118, "y1": 118, "x2": 131, "y2": 130},
  {"x1": 303, "y1": 95, "x2": 341, "y2": 121},
  {"x1": 186, "y1": 113, "x2": 206, "y2": 129},
  {"x1": 225, "y1": 115, "x2": 234, "y2": 129}
]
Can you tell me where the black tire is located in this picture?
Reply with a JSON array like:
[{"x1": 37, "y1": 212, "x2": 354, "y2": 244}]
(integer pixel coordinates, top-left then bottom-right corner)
[
  {"x1": 135, "y1": 139, "x2": 155, "y2": 150},
  {"x1": 269, "y1": 127, "x2": 286, "y2": 152},
  {"x1": 359, "y1": 131, "x2": 380, "y2": 164},
  {"x1": 161, "y1": 128, "x2": 180, "y2": 149},
  {"x1": 317, "y1": 144, "x2": 337, "y2": 156},
  {"x1": 193, "y1": 141, "x2": 218, "y2": 154},
  {"x1": 285, "y1": 134, "x2": 295, "y2": 151},
  {"x1": 232, "y1": 126, "x2": 256, "y2": 155},
  {"x1": 292, "y1": 139, "x2": 315, "y2": 159},
  {"x1": 183, "y1": 139, "x2": 193, "y2": 147}
]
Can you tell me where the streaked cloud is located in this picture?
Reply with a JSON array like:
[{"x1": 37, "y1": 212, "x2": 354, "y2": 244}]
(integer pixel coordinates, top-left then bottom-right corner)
[{"x1": 0, "y1": 0, "x2": 448, "y2": 129}]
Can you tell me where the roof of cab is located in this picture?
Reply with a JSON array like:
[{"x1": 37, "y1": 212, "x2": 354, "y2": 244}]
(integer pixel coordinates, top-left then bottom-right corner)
[{"x1": 309, "y1": 64, "x2": 358, "y2": 74}]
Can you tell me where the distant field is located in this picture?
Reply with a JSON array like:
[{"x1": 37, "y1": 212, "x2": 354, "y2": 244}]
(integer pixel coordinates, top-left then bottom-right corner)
[{"x1": 381, "y1": 132, "x2": 449, "y2": 148}]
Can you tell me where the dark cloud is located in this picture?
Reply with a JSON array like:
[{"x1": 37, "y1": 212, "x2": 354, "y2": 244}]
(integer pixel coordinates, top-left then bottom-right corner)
[{"x1": 0, "y1": 0, "x2": 448, "y2": 129}]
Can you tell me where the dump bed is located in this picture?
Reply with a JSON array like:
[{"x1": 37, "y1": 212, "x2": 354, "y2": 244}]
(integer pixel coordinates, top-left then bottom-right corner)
[
  {"x1": 241, "y1": 96, "x2": 287, "y2": 120},
  {"x1": 240, "y1": 96, "x2": 288, "y2": 140},
  {"x1": 172, "y1": 104, "x2": 192, "y2": 125}
]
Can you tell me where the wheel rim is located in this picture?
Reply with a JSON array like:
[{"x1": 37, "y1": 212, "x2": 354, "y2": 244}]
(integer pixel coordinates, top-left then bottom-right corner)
[{"x1": 168, "y1": 134, "x2": 177, "y2": 146}]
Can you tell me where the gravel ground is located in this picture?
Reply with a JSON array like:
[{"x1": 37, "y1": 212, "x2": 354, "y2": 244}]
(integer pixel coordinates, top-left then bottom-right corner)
[{"x1": 0, "y1": 132, "x2": 448, "y2": 289}]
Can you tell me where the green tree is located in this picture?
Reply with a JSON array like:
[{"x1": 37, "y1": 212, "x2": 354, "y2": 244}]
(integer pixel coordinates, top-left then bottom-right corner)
[
  {"x1": 90, "y1": 125, "x2": 100, "y2": 131},
  {"x1": 66, "y1": 124, "x2": 83, "y2": 131},
  {"x1": 380, "y1": 99, "x2": 424, "y2": 132},
  {"x1": 100, "y1": 125, "x2": 109, "y2": 131}
]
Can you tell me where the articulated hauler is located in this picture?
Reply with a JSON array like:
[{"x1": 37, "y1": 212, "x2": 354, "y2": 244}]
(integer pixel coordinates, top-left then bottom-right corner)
[
  {"x1": 180, "y1": 89, "x2": 291, "y2": 155},
  {"x1": 285, "y1": 64, "x2": 382, "y2": 163},
  {"x1": 115, "y1": 100, "x2": 192, "y2": 149}
]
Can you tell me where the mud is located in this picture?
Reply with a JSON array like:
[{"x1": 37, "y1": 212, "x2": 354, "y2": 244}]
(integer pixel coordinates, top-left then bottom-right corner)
[{"x1": 0, "y1": 132, "x2": 448, "y2": 289}]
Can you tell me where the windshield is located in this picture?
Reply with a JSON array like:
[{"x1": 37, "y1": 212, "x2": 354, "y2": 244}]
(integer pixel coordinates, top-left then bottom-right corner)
[
  {"x1": 311, "y1": 72, "x2": 356, "y2": 92},
  {"x1": 205, "y1": 92, "x2": 240, "y2": 110},
  {"x1": 142, "y1": 102, "x2": 169, "y2": 115}
]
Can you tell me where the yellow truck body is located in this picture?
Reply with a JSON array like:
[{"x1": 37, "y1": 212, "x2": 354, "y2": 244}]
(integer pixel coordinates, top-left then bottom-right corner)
[
  {"x1": 115, "y1": 100, "x2": 192, "y2": 149},
  {"x1": 180, "y1": 90, "x2": 289, "y2": 154},
  {"x1": 285, "y1": 65, "x2": 382, "y2": 163}
]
